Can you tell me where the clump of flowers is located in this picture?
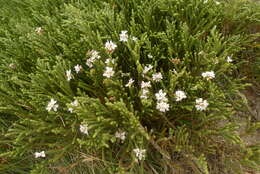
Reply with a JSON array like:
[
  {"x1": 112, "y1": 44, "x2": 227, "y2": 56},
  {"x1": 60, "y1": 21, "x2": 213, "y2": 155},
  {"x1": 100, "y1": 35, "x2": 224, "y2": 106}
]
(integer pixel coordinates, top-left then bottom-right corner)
[
  {"x1": 35, "y1": 27, "x2": 43, "y2": 34},
  {"x1": 227, "y1": 56, "x2": 233, "y2": 63},
  {"x1": 115, "y1": 130, "x2": 126, "y2": 142},
  {"x1": 195, "y1": 98, "x2": 209, "y2": 111},
  {"x1": 103, "y1": 67, "x2": 115, "y2": 78},
  {"x1": 105, "y1": 58, "x2": 115, "y2": 65},
  {"x1": 105, "y1": 40, "x2": 117, "y2": 53},
  {"x1": 80, "y1": 123, "x2": 89, "y2": 135},
  {"x1": 141, "y1": 81, "x2": 151, "y2": 89},
  {"x1": 119, "y1": 30, "x2": 128, "y2": 42},
  {"x1": 68, "y1": 100, "x2": 78, "y2": 113},
  {"x1": 46, "y1": 99, "x2": 58, "y2": 112},
  {"x1": 132, "y1": 36, "x2": 138, "y2": 41},
  {"x1": 74, "y1": 64, "x2": 82, "y2": 73},
  {"x1": 143, "y1": 64, "x2": 153, "y2": 74},
  {"x1": 125, "y1": 78, "x2": 134, "y2": 87},
  {"x1": 86, "y1": 50, "x2": 101, "y2": 68},
  {"x1": 155, "y1": 90, "x2": 169, "y2": 112},
  {"x1": 9, "y1": 63, "x2": 16, "y2": 69},
  {"x1": 202, "y1": 71, "x2": 215, "y2": 80},
  {"x1": 152, "y1": 72, "x2": 163, "y2": 82},
  {"x1": 148, "y1": 54, "x2": 153, "y2": 59},
  {"x1": 140, "y1": 81, "x2": 151, "y2": 99},
  {"x1": 156, "y1": 102, "x2": 170, "y2": 112},
  {"x1": 66, "y1": 69, "x2": 73, "y2": 81},
  {"x1": 175, "y1": 90, "x2": 187, "y2": 101},
  {"x1": 34, "y1": 151, "x2": 45, "y2": 158},
  {"x1": 133, "y1": 148, "x2": 146, "y2": 161},
  {"x1": 140, "y1": 88, "x2": 149, "y2": 99}
]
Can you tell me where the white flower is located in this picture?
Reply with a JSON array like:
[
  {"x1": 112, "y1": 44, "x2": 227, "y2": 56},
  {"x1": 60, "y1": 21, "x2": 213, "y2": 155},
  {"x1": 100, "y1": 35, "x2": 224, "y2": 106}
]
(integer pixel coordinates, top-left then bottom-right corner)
[
  {"x1": 72, "y1": 100, "x2": 78, "y2": 106},
  {"x1": 74, "y1": 64, "x2": 82, "y2": 73},
  {"x1": 9, "y1": 63, "x2": 16, "y2": 69},
  {"x1": 215, "y1": 1, "x2": 220, "y2": 5},
  {"x1": 35, "y1": 151, "x2": 46, "y2": 158},
  {"x1": 133, "y1": 148, "x2": 146, "y2": 161},
  {"x1": 115, "y1": 130, "x2": 126, "y2": 142},
  {"x1": 105, "y1": 58, "x2": 115, "y2": 65},
  {"x1": 195, "y1": 98, "x2": 209, "y2": 111},
  {"x1": 86, "y1": 58, "x2": 94, "y2": 68},
  {"x1": 66, "y1": 70, "x2": 73, "y2": 81},
  {"x1": 119, "y1": 30, "x2": 128, "y2": 42},
  {"x1": 46, "y1": 98, "x2": 58, "y2": 112},
  {"x1": 132, "y1": 36, "x2": 138, "y2": 41},
  {"x1": 173, "y1": 69, "x2": 177, "y2": 74},
  {"x1": 68, "y1": 108, "x2": 73, "y2": 113},
  {"x1": 86, "y1": 50, "x2": 101, "y2": 68},
  {"x1": 103, "y1": 67, "x2": 115, "y2": 78},
  {"x1": 152, "y1": 72, "x2": 163, "y2": 82},
  {"x1": 155, "y1": 90, "x2": 168, "y2": 102},
  {"x1": 68, "y1": 100, "x2": 78, "y2": 113},
  {"x1": 35, "y1": 27, "x2": 43, "y2": 34},
  {"x1": 141, "y1": 81, "x2": 151, "y2": 89},
  {"x1": 155, "y1": 90, "x2": 169, "y2": 112},
  {"x1": 90, "y1": 50, "x2": 101, "y2": 59},
  {"x1": 202, "y1": 71, "x2": 215, "y2": 80},
  {"x1": 105, "y1": 40, "x2": 117, "y2": 53},
  {"x1": 140, "y1": 88, "x2": 149, "y2": 99},
  {"x1": 156, "y1": 101, "x2": 170, "y2": 112},
  {"x1": 125, "y1": 78, "x2": 134, "y2": 87},
  {"x1": 80, "y1": 124, "x2": 89, "y2": 135},
  {"x1": 227, "y1": 56, "x2": 233, "y2": 63},
  {"x1": 143, "y1": 65, "x2": 153, "y2": 74},
  {"x1": 175, "y1": 90, "x2": 187, "y2": 101},
  {"x1": 148, "y1": 54, "x2": 153, "y2": 59}
]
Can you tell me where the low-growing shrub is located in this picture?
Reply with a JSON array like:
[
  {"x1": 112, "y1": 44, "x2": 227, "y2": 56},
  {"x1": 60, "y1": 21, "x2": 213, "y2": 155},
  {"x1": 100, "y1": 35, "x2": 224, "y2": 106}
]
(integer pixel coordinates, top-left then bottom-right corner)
[{"x1": 0, "y1": 0, "x2": 259, "y2": 173}]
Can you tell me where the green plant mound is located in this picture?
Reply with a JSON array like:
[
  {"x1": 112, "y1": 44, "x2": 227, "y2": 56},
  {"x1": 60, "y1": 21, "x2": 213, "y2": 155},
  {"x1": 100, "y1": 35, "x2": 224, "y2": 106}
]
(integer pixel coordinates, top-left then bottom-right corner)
[{"x1": 0, "y1": 0, "x2": 259, "y2": 173}]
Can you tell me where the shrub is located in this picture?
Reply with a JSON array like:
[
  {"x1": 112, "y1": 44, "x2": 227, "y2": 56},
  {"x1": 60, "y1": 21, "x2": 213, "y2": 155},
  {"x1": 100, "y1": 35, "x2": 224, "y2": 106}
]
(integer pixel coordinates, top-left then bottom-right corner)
[{"x1": 0, "y1": 0, "x2": 259, "y2": 173}]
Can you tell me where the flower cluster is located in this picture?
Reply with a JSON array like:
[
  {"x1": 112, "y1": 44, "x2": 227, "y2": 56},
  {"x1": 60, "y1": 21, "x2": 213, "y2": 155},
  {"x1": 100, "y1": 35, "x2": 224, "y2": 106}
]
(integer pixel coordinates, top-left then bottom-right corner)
[
  {"x1": 115, "y1": 130, "x2": 127, "y2": 142},
  {"x1": 175, "y1": 90, "x2": 187, "y2": 102},
  {"x1": 227, "y1": 56, "x2": 233, "y2": 63},
  {"x1": 80, "y1": 123, "x2": 89, "y2": 135},
  {"x1": 105, "y1": 58, "x2": 115, "y2": 65},
  {"x1": 119, "y1": 30, "x2": 128, "y2": 42},
  {"x1": 140, "y1": 81, "x2": 151, "y2": 99},
  {"x1": 86, "y1": 50, "x2": 101, "y2": 68},
  {"x1": 155, "y1": 90, "x2": 169, "y2": 112},
  {"x1": 35, "y1": 27, "x2": 43, "y2": 34},
  {"x1": 68, "y1": 100, "x2": 78, "y2": 113},
  {"x1": 103, "y1": 67, "x2": 115, "y2": 78},
  {"x1": 74, "y1": 64, "x2": 82, "y2": 73},
  {"x1": 66, "y1": 70, "x2": 73, "y2": 81},
  {"x1": 46, "y1": 99, "x2": 58, "y2": 112},
  {"x1": 202, "y1": 71, "x2": 215, "y2": 80},
  {"x1": 141, "y1": 81, "x2": 151, "y2": 89},
  {"x1": 132, "y1": 36, "x2": 138, "y2": 41},
  {"x1": 148, "y1": 54, "x2": 153, "y2": 59},
  {"x1": 204, "y1": 0, "x2": 220, "y2": 5},
  {"x1": 195, "y1": 98, "x2": 209, "y2": 111},
  {"x1": 34, "y1": 151, "x2": 45, "y2": 158},
  {"x1": 105, "y1": 40, "x2": 117, "y2": 53},
  {"x1": 133, "y1": 148, "x2": 146, "y2": 161},
  {"x1": 125, "y1": 78, "x2": 134, "y2": 87},
  {"x1": 143, "y1": 64, "x2": 153, "y2": 74},
  {"x1": 152, "y1": 72, "x2": 163, "y2": 82}
]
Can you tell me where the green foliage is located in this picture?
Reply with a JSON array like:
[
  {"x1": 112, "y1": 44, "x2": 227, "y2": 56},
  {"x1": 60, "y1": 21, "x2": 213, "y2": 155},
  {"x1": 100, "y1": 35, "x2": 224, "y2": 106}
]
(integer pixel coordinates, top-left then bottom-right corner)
[{"x1": 0, "y1": 0, "x2": 259, "y2": 173}]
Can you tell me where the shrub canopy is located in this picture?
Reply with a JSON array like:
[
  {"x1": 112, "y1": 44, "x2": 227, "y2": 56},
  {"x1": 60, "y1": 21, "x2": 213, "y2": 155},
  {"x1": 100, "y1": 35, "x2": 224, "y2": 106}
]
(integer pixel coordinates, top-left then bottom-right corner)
[{"x1": 0, "y1": 0, "x2": 259, "y2": 173}]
